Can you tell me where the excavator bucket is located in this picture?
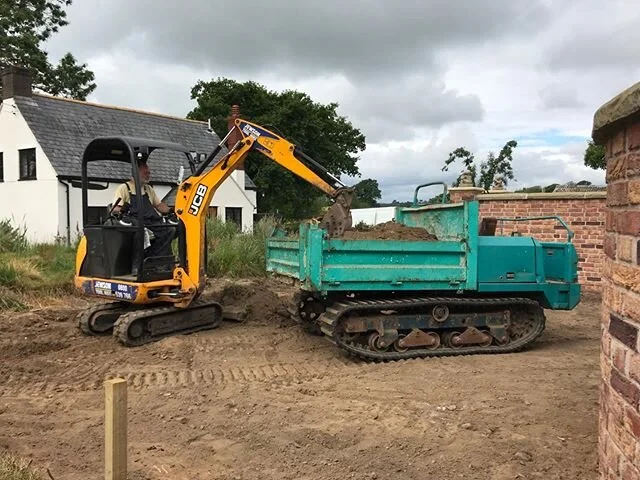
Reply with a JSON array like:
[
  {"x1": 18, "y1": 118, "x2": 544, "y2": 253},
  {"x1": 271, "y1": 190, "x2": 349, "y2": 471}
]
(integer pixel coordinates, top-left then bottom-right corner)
[{"x1": 319, "y1": 188, "x2": 354, "y2": 237}]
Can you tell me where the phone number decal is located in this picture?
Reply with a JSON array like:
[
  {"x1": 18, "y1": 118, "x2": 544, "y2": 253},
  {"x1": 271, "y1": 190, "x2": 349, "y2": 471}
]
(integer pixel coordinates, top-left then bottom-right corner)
[{"x1": 93, "y1": 280, "x2": 137, "y2": 300}]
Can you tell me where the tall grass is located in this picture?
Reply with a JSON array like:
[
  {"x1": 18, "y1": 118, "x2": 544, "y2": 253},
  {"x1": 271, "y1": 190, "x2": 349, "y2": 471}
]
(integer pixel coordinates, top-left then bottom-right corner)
[
  {"x1": 0, "y1": 220, "x2": 77, "y2": 310},
  {"x1": 0, "y1": 453, "x2": 43, "y2": 480},
  {"x1": 206, "y1": 216, "x2": 278, "y2": 278},
  {"x1": 0, "y1": 215, "x2": 281, "y2": 309}
]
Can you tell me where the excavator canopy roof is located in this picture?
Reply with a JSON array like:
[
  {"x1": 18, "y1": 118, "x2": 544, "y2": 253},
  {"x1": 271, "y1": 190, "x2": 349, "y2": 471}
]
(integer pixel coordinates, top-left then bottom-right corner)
[{"x1": 82, "y1": 136, "x2": 193, "y2": 163}]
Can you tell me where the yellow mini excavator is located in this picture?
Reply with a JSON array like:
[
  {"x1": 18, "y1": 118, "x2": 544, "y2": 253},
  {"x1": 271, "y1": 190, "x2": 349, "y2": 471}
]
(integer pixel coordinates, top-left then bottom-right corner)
[{"x1": 74, "y1": 119, "x2": 354, "y2": 346}]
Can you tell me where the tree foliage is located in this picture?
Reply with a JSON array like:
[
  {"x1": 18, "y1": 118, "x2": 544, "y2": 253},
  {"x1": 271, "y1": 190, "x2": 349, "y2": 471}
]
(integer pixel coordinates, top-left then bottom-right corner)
[
  {"x1": 352, "y1": 178, "x2": 382, "y2": 208},
  {"x1": 584, "y1": 139, "x2": 605, "y2": 170},
  {"x1": 442, "y1": 140, "x2": 518, "y2": 190},
  {"x1": 0, "y1": 0, "x2": 96, "y2": 99},
  {"x1": 187, "y1": 78, "x2": 367, "y2": 219}
]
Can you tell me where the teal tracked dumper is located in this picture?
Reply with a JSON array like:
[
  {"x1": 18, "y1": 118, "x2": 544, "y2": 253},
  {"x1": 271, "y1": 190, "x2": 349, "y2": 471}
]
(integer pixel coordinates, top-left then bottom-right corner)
[{"x1": 265, "y1": 186, "x2": 581, "y2": 361}]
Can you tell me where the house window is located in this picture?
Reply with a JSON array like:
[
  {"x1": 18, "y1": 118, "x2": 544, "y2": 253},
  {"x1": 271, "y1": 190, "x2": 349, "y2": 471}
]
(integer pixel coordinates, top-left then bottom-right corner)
[
  {"x1": 0, "y1": 153, "x2": 3, "y2": 182},
  {"x1": 225, "y1": 207, "x2": 242, "y2": 229},
  {"x1": 19, "y1": 148, "x2": 36, "y2": 180}
]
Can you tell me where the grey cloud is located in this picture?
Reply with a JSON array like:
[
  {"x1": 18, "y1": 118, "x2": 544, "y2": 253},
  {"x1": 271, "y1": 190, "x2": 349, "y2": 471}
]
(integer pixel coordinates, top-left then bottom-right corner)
[
  {"x1": 539, "y1": 83, "x2": 584, "y2": 110},
  {"x1": 345, "y1": 75, "x2": 484, "y2": 143},
  {"x1": 48, "y1": 0, "x2": 552, "y2": 81},
  {"x1": 542, "y1": 2, "x2": 640, "y2": 72}
]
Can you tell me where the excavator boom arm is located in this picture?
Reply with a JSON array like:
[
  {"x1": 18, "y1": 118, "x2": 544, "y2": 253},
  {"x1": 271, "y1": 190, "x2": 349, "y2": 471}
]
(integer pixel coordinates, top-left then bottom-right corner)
[{"x1": 173, "y1": 119, "x2": 354, "y2": 290}]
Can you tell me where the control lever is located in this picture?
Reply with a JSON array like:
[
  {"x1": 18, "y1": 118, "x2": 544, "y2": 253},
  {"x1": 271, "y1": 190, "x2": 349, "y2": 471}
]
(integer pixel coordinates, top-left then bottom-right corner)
[{"x1": 106, "y1": 198, "x2": 121, "y2": 218}]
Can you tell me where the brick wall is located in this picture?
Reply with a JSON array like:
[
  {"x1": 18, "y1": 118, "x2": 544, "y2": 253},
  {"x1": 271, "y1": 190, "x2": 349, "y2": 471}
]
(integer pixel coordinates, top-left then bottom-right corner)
[
  {"x1": 592, "y1": 82, "x2": 640, "y2": 479},
  {"x1": 449, "y1": 188, "x2": 606, "y2": 292}
]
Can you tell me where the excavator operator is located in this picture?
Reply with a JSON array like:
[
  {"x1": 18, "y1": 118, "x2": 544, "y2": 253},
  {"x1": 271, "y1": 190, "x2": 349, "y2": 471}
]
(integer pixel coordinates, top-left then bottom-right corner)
[{"x1": 111, "y1": 153, "x2": 175, "y2": 273}]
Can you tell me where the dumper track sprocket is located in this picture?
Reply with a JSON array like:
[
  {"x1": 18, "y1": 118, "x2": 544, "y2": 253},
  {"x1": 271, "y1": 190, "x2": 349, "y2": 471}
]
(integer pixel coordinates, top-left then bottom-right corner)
[
  {"x1": 113, "y1": 299, "x2": 223, "y2": 347},
  {"x1": 317, "y1": 296, "x2": 545, "y2": 361}
]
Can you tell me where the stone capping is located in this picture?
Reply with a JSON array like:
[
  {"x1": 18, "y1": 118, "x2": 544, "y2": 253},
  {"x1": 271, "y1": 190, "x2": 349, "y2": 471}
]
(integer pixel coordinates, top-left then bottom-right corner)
[
  {"x1": 592, "y1": 79, "x2": 640, "y2": 143},
  {"x1": 476, "y1": 191, "x2": 607, "y2": 201}
]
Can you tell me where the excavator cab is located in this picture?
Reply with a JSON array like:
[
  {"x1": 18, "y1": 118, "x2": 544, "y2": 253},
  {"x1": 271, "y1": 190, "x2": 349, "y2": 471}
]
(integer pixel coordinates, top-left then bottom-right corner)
[{"x1": 77, "y1": 137, "x2": 190, "y2": 285}]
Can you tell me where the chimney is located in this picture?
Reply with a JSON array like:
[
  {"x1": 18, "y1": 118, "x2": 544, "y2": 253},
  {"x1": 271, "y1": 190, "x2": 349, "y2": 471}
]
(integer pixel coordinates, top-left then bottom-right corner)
[
  {"x1": 226, "y1": 104, "x2": 243, "y2": 170},
  {"x1": 2, "y1": 65, "x2": 32, "y2": 100}
]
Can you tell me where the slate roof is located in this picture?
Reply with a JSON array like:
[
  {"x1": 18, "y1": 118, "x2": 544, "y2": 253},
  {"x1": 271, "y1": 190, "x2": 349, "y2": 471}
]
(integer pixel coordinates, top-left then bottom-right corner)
[{"x1": 13, "y1": 94, "x2": 256, "y2": 189}]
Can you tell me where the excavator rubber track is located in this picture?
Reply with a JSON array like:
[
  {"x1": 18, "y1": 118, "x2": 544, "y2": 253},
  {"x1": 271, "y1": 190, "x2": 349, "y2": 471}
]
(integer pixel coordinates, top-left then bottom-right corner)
[
  {"x1": 113, "y1": 298, "x2": 223, "y2": 347},
  {"x1": 317, "y1": 296, "x2": 545, "y2": 361},
  {"x1": 78, "y1": 302, "x2": 136, "y2": 336}
]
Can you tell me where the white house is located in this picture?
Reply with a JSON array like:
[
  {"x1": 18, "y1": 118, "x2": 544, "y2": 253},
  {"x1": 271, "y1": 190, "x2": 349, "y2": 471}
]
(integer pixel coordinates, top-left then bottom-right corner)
[{"x1": 0, "y1": 66, "x2": 257, "y2": 244}]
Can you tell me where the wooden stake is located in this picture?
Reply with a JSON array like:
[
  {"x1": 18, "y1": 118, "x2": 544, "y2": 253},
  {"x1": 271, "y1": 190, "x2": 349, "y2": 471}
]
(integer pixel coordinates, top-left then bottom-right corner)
[{"x1": 104, "y1": 378, "x2": 127, "y2": 480}]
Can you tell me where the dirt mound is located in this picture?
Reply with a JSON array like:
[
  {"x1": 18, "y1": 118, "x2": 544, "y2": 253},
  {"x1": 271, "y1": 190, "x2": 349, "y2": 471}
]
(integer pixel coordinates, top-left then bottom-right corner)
[
  {"x1": 209, "y1": 280, "x2": 292, "y2": 325},
  {"x1": 342, "y1": 221, "x2": 437, "y2": 241}
]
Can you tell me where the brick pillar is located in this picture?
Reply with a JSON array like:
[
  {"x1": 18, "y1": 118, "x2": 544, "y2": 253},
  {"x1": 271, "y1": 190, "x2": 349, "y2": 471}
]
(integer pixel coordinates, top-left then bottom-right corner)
[
  {"x1": 592, "y1": 82, "x2": 640, "y2": 480},
  {"x1": 227, "y1": 104, "x2": 243, "y2": 169},
  {"x1": 448, "y1": 186, "x2": 484, "y2": 203}
]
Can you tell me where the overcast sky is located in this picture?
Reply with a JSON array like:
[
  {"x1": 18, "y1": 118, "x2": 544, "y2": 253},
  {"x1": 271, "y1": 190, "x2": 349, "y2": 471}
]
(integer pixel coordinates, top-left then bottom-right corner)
[{"x1": 44, "y1": 0, "x2": 640, "y2": 202}]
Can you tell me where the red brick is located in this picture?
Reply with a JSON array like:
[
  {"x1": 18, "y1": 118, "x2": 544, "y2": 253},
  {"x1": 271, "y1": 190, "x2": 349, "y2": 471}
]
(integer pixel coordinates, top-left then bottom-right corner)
[
  {"x1": 608, "y1": 154, "x2": 628, "y2": 181},
  {"x1": 630, "y1": 353, "x2": 640, "y2": 385},
  {"x1": 605, "y1": 234, "x2": 617, "y2": 259},
  {"x1": 614, "y1": 130, "x2": 627, "y2": 155},
  {"x1": 610, "y1": 390, "x2": 628, "y2": 425},
  {"x1": 611, "y1": 368, "x2": 640, "y2": 407},
  {"x1": 621, "y1": 293, "x2": 640, "y2": 328},
  {"x1": 628, "y1": 121, "x2": 640, "y2": 151},
  {"x1": 622, "y1": 463, "x2": 640, "y2": 480},
  {"x1": 626, "y1": 405, "x2": 640, "y2": 439},
  {"x1": 629, "y1": 152, "x2": 640, "y2": 178},
  {"x1": 613, "y1": 341, "x2": 629, "y2": 371},
  {"x1": 610, "y1": 314, "x2": 639, "y2": 350},
  {"x1": 603, "y1": 329, "x2": 612, "y2": 358},
  {"x1": 611, "y1": 418, "x2": 638, "y2": 463},
  {"x1": 608, "y1": 437, "x2": 622, "y2": 475},
  {"x1": 610, "y1": 262, "x2": 640, "y2": 294},
  {"x1": 630, "y1": 180, "x2": 640, "y2": 204},
  {"x1": 618, "y1": 236, "x2": 635, "y2": 262},
  {"x1": 609, "y1": 181, "x2": 630, "y2": 206}
]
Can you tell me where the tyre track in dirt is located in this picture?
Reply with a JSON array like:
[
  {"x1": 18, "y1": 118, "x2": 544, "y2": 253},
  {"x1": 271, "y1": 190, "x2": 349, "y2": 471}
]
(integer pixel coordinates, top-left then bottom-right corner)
[{"x1": 0, "y1": 356, "x2": 368, "y2": 397}]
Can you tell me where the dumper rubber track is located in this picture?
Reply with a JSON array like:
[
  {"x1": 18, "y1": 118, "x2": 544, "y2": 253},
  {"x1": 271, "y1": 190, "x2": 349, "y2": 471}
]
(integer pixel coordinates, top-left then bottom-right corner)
[
  {"x1": 113, "y1": 299, "x2": 223, "y2": 347},
  {"x1": 317, "y1": 296, "x2": 545, "y2": 361}
]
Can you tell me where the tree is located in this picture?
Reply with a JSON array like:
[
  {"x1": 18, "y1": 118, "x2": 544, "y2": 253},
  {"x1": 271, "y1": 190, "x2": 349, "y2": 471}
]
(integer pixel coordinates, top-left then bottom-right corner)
[
  {"x1": 442, "y1": 140, "x2": 518, "y2": 191},
  {"x1": 0, "y1": 0, "x2": 96, "y2": 100},
  {"x1": 187, "y1": 78, "x2": 367, "y2": 219},
  {"x1": 352, "y1": 179, "x2": 381, "y2": 208},
  {"x1": 584, "y1": 139, "x2": 605, "y2": 170},
  {"x1": 442, "y1": 147, "x2": 476, "y2": 187}
]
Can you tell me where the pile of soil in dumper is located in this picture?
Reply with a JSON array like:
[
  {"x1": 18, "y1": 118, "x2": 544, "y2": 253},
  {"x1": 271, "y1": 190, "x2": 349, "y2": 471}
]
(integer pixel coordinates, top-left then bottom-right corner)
[{"x1": 341, "y1": 221, "x2": 437, "y2": 241}]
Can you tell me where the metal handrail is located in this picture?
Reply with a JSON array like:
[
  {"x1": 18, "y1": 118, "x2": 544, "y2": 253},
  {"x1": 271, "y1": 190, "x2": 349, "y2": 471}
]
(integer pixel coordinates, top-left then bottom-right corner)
[
  {"x1": 495, "y1": 215, "x2": 574, "y2": 242},
  {"x1": 412, "y1": 182, "x2": 448, "y2": 206}
]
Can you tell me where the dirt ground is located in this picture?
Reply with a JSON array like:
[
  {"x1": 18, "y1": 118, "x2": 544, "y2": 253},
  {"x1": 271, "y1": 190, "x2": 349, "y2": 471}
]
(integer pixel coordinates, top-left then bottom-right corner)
[{"x1": 0, "y1": 278, "x2": 601, "y2": 480}]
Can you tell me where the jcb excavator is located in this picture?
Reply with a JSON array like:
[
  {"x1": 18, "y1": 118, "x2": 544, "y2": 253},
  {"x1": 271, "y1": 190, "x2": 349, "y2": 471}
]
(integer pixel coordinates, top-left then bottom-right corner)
[{"x1": 74, "y1": 119, "x2": 354, "y2": 346}]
